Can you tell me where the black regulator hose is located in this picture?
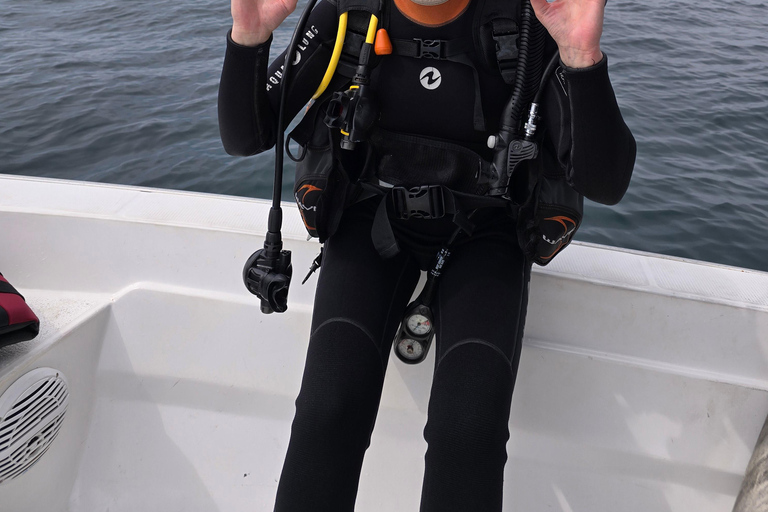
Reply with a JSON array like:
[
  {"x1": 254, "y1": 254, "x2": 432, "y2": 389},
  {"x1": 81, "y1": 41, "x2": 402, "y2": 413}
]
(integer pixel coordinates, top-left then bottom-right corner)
[
  {"x1": 532, "y1": 49, "x2": 560, "y2": 106},
  {"x1": 486, "y1": 0, "x2": 547, "y2": 196},
  {"x1": 274, "y1": 0, "x2": 321, "y2": 209},
  {"x1": 499, "y1": 0, "x2": 546, "y2": 134},
  {"x1": 243, "y1": 0, "x2": 320, "y2": 314}
]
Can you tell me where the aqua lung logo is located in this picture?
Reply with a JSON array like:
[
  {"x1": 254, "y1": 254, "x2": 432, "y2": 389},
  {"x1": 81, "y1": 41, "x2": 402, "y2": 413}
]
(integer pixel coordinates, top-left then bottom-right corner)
[
  {"x1": 266, "y1": 26, "x2": 319, "y2": 92},
  {"x1": 419, "y1": 67, "x2": 442, "y2": 90}
]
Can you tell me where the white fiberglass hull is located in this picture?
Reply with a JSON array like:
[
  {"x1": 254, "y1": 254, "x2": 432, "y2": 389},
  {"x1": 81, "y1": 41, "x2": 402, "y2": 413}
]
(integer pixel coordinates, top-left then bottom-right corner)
[{"x1": 0, "y1": 174, "x2": 766, "y2": 511}]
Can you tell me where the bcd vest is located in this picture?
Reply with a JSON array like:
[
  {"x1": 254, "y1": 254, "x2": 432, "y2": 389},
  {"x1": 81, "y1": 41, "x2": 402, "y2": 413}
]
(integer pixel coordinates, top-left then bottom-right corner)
[{"x1": 288, "y1": 0, "x2": 583, "y2": 265}]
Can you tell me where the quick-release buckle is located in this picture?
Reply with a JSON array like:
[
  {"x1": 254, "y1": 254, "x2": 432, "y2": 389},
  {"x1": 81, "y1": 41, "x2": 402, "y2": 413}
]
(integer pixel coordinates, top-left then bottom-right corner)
[
  {"x1": 491, "y1": 20, "x2": 519, "y2": 64},
  {"x1": 414, "y1": 39, "x2": 444, "y2": 59},
  {"x1": 391, "y1": 185, "x2": 446, "y2": 220}
]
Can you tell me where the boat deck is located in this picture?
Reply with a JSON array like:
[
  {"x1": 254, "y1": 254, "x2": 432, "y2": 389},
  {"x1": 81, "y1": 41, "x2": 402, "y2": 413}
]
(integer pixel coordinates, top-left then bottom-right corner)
[{"x1": 1, "y1": 175, "x2": 767, "y2": 511}]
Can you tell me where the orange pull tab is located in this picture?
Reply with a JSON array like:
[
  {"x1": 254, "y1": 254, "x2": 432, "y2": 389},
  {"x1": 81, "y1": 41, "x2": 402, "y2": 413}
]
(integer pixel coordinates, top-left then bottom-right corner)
[{"x1": 374, "y1": 28, "x2": 392, "y2": 55}]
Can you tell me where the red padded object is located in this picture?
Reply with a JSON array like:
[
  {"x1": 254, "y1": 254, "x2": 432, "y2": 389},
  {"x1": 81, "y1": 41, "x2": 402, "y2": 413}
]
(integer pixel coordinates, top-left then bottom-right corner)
[{"x1": 0, "y1": 273, "x2": 40, "y2": 347}]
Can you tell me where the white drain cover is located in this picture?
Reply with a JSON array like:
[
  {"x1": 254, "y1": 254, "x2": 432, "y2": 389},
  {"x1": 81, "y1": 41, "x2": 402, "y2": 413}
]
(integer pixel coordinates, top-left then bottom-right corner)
[{"x1": 0, "y1": 367, "x2": 69, "y2": 483}]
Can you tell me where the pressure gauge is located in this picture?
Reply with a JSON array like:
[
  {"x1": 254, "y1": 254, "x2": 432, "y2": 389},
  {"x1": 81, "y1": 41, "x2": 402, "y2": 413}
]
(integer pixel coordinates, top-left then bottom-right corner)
[
  {"x1": 396, "y1": 338, "x2": 425, "y2": 361},
  {"x1": 393, "y1": 301, "x2": 435, "y2": 365},
  {"x1": 406, "y1": 313, "x2": 432, "y2": 336}
]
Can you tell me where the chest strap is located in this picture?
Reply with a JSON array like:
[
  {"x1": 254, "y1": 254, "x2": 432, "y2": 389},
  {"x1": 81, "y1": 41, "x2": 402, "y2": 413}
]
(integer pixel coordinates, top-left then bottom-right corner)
[{"x1": 391, "y1": 36, "x2": 474, "y2": 60}]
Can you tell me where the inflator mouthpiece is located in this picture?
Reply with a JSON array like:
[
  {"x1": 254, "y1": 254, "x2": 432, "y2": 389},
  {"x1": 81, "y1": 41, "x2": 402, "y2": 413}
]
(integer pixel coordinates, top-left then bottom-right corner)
[
  {"x1": 486, "y1": 135, "x2": 538, "y2": 196},
  {"x1": 324, "y1": 84, "x2": 379, "y2": 150},
  {"x1": 243, "y1": 245, "x2": 293, "y2": 314}
]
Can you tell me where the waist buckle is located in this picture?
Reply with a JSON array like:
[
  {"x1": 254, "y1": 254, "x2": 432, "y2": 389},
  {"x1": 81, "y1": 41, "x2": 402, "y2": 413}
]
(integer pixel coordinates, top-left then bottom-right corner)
[{"x1": 391, "y1": 185, "x2": 446, "y2": 220}]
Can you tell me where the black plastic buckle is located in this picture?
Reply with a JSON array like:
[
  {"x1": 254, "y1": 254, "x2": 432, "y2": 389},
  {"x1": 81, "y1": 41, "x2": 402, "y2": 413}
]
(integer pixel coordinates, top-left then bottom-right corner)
[
  {"x1": 391, "y1": 185, "x2": 446, "y2": 220},
  {"x1": 414, "y1": 39, "x2": 444, "y2": 59},
  {"x1": 491, "y1": 20, "x2": 519, "y2": 64}
]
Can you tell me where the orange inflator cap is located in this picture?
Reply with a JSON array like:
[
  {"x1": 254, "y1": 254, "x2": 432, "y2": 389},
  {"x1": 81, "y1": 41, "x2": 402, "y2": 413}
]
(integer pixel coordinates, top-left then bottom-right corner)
[{"x1": 374, "y1": 28, "x2": 392, "y2": 55}]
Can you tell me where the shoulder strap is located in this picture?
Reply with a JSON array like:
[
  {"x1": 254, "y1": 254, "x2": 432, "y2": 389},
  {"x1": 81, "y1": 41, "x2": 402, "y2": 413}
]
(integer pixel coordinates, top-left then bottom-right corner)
[
  {"x1": 473, "y1": 0, "x2": 521, "y2": 85},
  {"x1": 329, "y1": 0, "x2": 389, "y2": 81}
]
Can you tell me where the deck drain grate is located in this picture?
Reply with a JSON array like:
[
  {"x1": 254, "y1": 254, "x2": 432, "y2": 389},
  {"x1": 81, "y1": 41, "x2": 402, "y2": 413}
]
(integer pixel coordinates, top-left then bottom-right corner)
[{"x1": 0, "y1": 368, "x2": 69, "y2": 484}]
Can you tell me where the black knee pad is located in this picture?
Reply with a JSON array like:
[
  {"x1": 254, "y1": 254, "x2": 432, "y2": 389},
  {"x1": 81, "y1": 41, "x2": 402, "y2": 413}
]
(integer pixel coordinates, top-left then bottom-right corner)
[
  {"x1": 426, "y1": 340, "x2": 514, "y2": 461},
  {"x1": 420, "y1": 342, "x2": 515, "y2": 512},
  {"x1": 293, "y1": 319, "x2": 388, "y2": 443},
  {"x1": 277, "y1": 320, "x2": 391, "y2": 512}
]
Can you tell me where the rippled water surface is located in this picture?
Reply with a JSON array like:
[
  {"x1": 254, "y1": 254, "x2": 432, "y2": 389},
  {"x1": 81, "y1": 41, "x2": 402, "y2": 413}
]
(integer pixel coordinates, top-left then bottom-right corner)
[{"x1": 2, "y1": 0, "x2": 767, "y2": 271}]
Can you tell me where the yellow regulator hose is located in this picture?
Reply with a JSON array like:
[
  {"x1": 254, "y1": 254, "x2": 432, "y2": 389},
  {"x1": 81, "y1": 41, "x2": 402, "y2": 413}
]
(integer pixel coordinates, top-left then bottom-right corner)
[
  {"x1": 311, "y1": 12, "x2": 379, "y2": 99},
  {"x1": 365, "y1": 14, "x2": 378, "y2": 44},
  {"x1": 312, "y1": 13, "x2": 348, "y2": 99}
]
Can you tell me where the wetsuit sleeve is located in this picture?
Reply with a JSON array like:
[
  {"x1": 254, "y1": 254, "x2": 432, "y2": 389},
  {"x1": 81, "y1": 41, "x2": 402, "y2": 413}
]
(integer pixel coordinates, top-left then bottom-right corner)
[
  {"x1": 218, "y1": 0, "x2": 338, "y2": 157},
  {"x1": 541, "y1": 53, "x2": 637, "y2": 206}
]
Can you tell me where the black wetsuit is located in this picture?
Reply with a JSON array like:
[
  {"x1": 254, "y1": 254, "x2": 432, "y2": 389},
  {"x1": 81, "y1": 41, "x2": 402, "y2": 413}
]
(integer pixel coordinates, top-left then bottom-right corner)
[{"x1": 218, "y1": 1, "x2": 635, "y2": 510}]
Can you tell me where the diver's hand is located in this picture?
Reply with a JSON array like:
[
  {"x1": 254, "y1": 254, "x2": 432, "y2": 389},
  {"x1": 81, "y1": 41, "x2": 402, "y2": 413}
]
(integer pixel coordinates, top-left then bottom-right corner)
[
  {"x1": 529, "y1": 0, "x2": 605, "y2": 68},
  {"x1": 231, "y1": 0, "x2": 298, "y2": 46}
]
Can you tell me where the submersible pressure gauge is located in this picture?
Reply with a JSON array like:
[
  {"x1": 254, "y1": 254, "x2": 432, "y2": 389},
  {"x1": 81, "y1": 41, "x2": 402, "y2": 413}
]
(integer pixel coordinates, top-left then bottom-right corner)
[{"x1": 395, "y1": 301, "x2": 435, "y2": 364}]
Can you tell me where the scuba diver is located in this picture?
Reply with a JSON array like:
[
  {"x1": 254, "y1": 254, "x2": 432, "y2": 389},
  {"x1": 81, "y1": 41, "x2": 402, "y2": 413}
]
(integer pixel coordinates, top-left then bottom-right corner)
[{"x1": 218, "y1": 0, "x2": 635, "y2": 509}]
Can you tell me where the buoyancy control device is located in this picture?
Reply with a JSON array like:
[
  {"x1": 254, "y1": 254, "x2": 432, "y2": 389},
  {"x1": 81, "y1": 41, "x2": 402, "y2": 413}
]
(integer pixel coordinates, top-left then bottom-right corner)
[
  {"x1": 291, "y1": 0, "x2": 582, "y2": 259},
  {"x1": 243, "y1": 0, "x2": 585, "y2": 314}
]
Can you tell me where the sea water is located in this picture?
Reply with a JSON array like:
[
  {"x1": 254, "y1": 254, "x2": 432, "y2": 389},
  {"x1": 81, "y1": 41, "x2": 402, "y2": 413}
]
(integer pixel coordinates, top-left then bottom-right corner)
[{"x1": 2, "y1": 0, "x2": 767, "y2": 271}]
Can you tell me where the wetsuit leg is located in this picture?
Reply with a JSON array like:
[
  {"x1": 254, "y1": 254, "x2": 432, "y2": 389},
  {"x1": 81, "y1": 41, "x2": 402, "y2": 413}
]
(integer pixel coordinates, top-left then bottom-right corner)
[
  {"x1": 420, "y1": 235, "x2": 531, "y2": 512},
  {"x1": 274, "y1": 203, "x2": 421, "y2": 512}
]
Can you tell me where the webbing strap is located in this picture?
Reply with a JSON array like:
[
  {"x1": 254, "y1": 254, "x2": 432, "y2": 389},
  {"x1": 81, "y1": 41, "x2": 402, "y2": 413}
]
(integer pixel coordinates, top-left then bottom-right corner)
[
  {"x1": 491, "y1": 18, "x2": 519, "y2": 85},
  {"x1": 473, "y1": 0, "x2": 521, "y2": 86},
  {"x1": 390, "y1": 37, "x2": 474, "y2": 60},
  {"x1": 369, "y1": 185, "x2": 516, "y2": 258},
  {"x1": 373, "y1": 198, "x2": 401, "y2": 258},
  {"x1": 450, "y1": 54, "x2": 487, "y2": 132}
]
